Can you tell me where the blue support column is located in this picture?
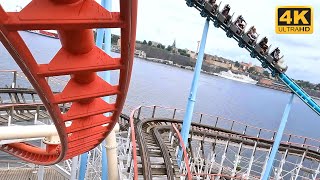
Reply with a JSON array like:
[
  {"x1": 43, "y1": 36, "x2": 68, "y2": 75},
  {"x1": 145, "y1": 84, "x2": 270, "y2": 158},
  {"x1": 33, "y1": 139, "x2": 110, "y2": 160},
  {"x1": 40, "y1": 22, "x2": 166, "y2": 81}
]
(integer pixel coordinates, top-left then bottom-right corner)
[
  {"x1": 262, "y1": 93, "x2": 294, "y2": 180},
  {"x1": 79, "y1": 153, "x2": 88, "y2": 180},
  {"x1": 102, "y1": 0, "x2": 111, "y2": 94},
  {"x1": 79, "y1": 1, "x2": 111, "y2": 179},
  {"x1": 97, "y1": 27, "x2": 109, "y2": 180},
  {"x1": 101, "y1": 0, "x2": 111, "y2": 180},
  {"x1": 101, "y1": 141, "x2": 108, "y2": 180},
  {"x1": 177, "y1": 18, "x2": 210, "y2": 165}
]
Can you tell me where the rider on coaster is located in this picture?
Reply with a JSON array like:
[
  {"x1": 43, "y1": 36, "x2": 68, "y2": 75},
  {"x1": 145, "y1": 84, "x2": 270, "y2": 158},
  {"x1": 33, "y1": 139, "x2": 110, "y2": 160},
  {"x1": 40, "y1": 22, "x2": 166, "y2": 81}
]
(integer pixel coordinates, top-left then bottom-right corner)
[
  {"x1": 270, "y1": 48, "x2": 281, "y2": 64},
  {"x1": 235, "y1": 15, "x2": 246, "y2": 34},
  {"x1": 258, "y1": 37, "x2": 268, "y2": 55},
  {"x1": 208, "y1": 0, "x2": 216, "y2": 4},
  {"x1": 246, "y1": 26, "x2": 258, "y2": 44},
  {"x1": 208, "y1": 0, "x2": 218, "y2": 13},
  {"x1": 208, "y1": 0, "x2": 218, "y2": 10},
  {"x1": 221, "y1": 4, "x2": 231, "y2": 24}
]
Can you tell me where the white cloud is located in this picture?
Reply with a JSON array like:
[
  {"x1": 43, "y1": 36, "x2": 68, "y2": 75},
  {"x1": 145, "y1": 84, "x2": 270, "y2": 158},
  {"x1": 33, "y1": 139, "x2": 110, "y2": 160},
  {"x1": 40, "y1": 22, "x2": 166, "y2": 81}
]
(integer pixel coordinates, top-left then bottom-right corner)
[{"x1": 1, "y1": 0, "x2": 319, "y2": 83}]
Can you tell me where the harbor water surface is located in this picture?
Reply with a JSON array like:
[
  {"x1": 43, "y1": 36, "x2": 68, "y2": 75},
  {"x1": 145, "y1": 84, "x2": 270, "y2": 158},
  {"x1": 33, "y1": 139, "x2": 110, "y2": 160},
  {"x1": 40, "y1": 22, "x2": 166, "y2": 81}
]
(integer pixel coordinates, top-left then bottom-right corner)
[{"x1": 0, "y1": 31, "x2": 319, "y2": 140}]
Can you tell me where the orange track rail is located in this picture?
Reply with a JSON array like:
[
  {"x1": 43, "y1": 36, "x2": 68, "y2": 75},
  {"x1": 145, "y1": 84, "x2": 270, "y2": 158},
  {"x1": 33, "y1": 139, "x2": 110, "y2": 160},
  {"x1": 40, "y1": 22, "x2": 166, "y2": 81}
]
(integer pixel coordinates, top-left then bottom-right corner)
[{"x1": 0, "y1": 0, "x2": 137, "y2": 165}]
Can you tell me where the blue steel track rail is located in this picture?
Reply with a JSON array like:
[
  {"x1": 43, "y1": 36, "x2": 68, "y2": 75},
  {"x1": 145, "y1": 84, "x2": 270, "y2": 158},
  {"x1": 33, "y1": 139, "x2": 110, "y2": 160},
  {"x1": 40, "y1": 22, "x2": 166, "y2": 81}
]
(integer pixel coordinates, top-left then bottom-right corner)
[{"x1": 185, "y1": 0, "x2": 320, "y2": 116}]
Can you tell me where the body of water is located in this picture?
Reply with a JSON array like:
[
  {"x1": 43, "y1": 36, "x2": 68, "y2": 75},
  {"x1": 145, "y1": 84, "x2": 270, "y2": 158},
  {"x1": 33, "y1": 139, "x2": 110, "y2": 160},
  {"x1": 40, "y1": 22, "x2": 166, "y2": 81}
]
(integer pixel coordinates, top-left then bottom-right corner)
[{"x1": 0, "y1": 31, "x2": 319, "y2": 140}]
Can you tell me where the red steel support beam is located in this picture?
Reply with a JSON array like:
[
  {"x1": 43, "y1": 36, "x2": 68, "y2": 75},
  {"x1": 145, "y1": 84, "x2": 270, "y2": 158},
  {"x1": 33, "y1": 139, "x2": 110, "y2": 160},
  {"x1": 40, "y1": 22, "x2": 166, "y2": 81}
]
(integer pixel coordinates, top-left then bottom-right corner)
[{"x1": 0, "y1": 0, "x2": 137, "y2": 165}]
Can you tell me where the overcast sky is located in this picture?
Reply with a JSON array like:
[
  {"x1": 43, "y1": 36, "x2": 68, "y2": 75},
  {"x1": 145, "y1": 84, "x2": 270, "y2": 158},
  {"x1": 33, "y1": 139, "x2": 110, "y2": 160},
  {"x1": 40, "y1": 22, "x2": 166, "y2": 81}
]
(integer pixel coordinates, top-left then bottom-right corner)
[{"x1": 1, "y1": 0, "x2": 319, "y2": 83}]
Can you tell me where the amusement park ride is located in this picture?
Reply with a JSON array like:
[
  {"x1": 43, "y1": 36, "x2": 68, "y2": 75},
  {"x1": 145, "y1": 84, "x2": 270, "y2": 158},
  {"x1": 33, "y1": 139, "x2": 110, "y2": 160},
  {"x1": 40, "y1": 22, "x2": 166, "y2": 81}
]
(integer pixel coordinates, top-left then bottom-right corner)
[
  {"x1": 0, "y1": 0, "x2": 137, "y2": 164},
  {"x1": 0, "y1": 0, "x2": 319, "y2": 179},
  {"x1": 187, "y1": 0, "x2": 320, "y2": 116}
]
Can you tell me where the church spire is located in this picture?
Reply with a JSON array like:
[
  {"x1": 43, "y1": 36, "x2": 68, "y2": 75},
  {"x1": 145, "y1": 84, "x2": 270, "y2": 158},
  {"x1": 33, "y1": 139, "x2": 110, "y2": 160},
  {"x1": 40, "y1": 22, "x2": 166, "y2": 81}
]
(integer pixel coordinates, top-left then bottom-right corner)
[{"x1": 172, "y1": 39, "x2": 176, "y2": 48}]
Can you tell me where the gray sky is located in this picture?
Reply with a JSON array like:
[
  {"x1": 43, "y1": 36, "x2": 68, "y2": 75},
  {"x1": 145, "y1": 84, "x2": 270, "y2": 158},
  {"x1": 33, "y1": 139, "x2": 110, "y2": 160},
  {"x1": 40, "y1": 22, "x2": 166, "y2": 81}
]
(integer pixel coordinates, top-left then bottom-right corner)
[{"x1": 1, "y1": 0, "x2": 319, "y2": 83}]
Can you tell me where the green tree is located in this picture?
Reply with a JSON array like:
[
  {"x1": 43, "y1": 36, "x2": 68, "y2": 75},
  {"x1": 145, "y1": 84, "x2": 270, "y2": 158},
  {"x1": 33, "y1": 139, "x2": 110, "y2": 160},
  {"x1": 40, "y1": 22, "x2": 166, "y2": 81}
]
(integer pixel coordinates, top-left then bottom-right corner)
[
  {"x1": 236, "y1": 164, "x2": 241, "y2": 171},
  {"x1": 178, "y1": 49, "x2": 190, "y2": 57},
  {"x1": 148, "y1": 41, "x2": 152, "y2": 46},
  {"x1": 296, "y1": 80, "x2": 312, "y2": 89},
  {"x1": 111, "y1": 34, "x2": 119, "y2": 44},
  {"x1": 248, "y1": 67, "x2": 255, "y2": 73},
  {"x1": 142, "y1": 40, "x2": 147, "y2": 44},
  {"x1": 166, "y1": 45, "x2": 172, "y2": 51},
  {"x1": 177, "y1": 49, "x2": 187, "y2": 54},
  {"x1": 263, "y1": 70, "x2": 270, "y2": 77},
  {"x1": 160, "y1": 45, "x2": 165, "y2": 49},
  {"x1": 235, "y1": 61, "x2": 240, "y2": 67},
  {"x1": 94, "y1": 31, "x2": 97, "y2": 42},
  {"x1": 157, "y1": 44, "x2": 161, "y2": 48}
]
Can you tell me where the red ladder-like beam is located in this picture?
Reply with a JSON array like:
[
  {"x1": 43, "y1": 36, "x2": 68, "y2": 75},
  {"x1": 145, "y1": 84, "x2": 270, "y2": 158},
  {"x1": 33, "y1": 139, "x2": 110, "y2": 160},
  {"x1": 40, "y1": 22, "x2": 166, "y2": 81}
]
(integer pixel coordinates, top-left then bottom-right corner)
[{"x1": 0, "y1": 0, "x2": 137, "y2": 165}]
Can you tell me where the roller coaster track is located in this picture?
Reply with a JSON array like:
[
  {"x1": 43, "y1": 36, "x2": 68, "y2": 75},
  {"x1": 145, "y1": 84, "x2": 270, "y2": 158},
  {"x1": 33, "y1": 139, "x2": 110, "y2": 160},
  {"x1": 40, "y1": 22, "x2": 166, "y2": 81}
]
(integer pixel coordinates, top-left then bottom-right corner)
[
  {"x1": 185, "y1": 0, "x2": 320, "y2": 116},
  {"x1": 133, "y1": 118, "x2": 320, "y2": 179},
  {"x1": 0, "y1": 0, "x2": 137, "y2": 165},
  {"x1": 139, "y1": 119, "x2": 320, "y2": 179},
  {"x1": 0, "y1": 87, "x2": 51, "y2": 125},
  {"x1": 134, "y1": 119, "x2": 178, "y2": 179},
  {"x1": 0, "y1": 88, "x2": 37, "y2": 94},
  {"x1": 129, "y1": 106, "x2": 320, "y2": 179}
]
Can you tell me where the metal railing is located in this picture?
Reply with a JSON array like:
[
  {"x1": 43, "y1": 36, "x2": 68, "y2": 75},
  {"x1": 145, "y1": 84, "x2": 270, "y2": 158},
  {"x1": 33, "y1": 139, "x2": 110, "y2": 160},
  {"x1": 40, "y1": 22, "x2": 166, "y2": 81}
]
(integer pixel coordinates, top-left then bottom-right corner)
[
  {"x1": 179, "y1": 173, "x2": 252, "y2": 180},
  {"x1": 130, "y1": 105, "x2": 320, "y2": 152},
  {"x1": 0, "y1": 70, "x2": 18, "y2": 88},
  {"x1": 128, "y1": 105, "x2": 320, "y2": 179}
]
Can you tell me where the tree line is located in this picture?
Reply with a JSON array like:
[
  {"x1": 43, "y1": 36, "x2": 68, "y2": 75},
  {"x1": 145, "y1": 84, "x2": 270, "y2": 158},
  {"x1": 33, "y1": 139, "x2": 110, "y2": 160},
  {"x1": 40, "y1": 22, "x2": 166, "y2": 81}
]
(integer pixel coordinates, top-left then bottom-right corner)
[
  {"x1": 98, "y1": 33, "x2": 320, "y2": 90},
  {"x1": 141, "y1": 40, "x2": 190, "y2": 57}
]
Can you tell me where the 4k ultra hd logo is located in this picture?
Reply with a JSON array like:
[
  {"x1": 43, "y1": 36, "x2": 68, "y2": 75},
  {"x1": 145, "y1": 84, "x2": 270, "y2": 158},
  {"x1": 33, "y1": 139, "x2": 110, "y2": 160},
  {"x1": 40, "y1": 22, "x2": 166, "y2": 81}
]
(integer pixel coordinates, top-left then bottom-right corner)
[{"x1": 276, "y1": 6, "x2": 313, "y2": 34}]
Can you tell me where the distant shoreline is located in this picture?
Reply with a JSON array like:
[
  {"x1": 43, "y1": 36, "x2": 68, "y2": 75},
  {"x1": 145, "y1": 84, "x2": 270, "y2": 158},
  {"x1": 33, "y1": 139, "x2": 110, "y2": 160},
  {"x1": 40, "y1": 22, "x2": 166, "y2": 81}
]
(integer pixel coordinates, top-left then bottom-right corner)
[{"x1": 135, "y1": 56, "x2": 320, "y2": 101}]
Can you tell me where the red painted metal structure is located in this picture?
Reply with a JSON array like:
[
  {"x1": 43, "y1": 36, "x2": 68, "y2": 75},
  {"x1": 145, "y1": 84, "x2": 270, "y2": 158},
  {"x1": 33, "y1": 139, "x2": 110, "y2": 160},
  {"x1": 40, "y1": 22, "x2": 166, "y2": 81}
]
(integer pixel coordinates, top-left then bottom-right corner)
[
  {"x1": 129, "y1": 107, "x2": 139, "y2": 180},
  {"x1": 172, "y1": 124, "x2": 192, "y2": 180},
  {"x1": 0, "y1": 0, "x2": 137, "y2": 165}
]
